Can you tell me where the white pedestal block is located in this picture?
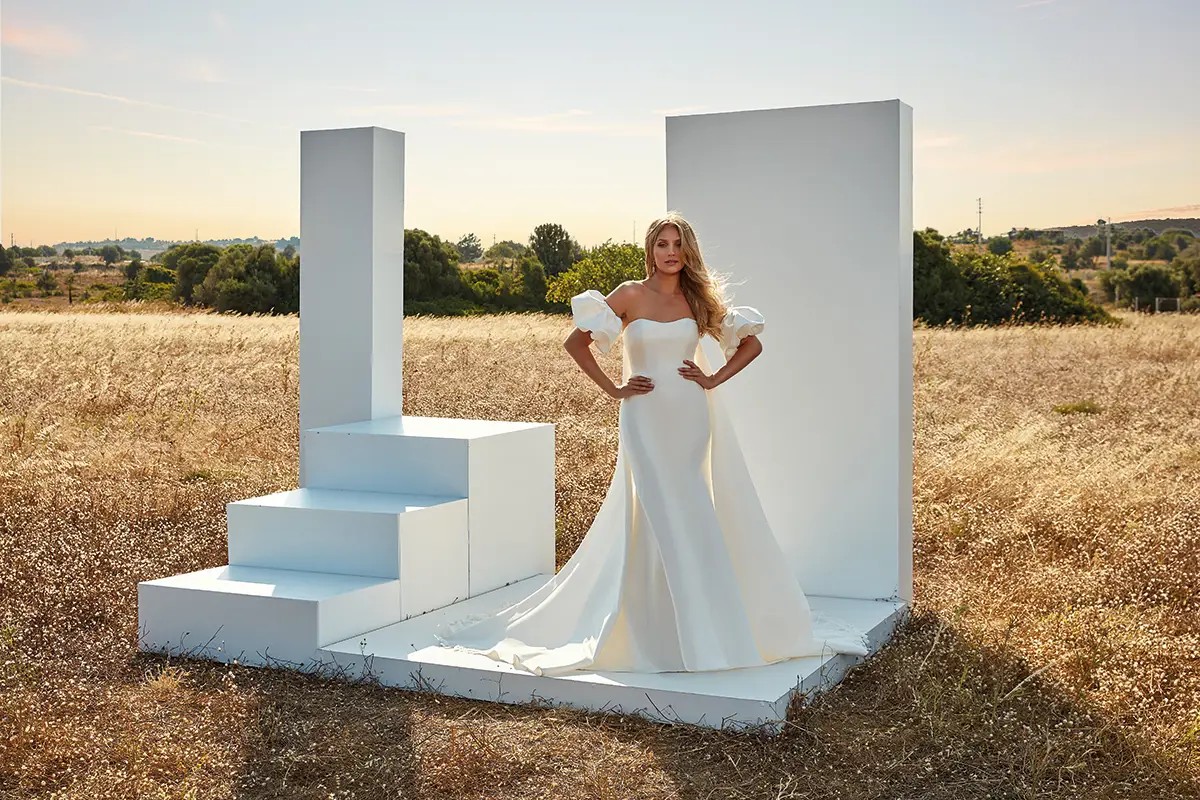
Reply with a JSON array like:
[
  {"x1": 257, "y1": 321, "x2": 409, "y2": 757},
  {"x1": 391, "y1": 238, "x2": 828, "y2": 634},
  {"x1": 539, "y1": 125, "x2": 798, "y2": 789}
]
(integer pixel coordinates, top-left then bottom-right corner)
[
  {"x1": 138, "y1": 565, "x2": 401, "y2": 666},
  {"x1": 227, "y1": 487, "x2": 468, "y2": 615},
  {"x1": 322, "y1": 578, "x2": 908, "y2": 732},
  {"x1": 302, "y1": 415, "x2": 556, "y2": 597}
]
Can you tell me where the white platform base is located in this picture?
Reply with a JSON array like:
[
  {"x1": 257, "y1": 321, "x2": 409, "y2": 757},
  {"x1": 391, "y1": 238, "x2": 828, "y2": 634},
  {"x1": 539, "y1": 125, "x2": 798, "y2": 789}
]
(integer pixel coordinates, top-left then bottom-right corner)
[
  {"x1": 137, "y1": 565, "x2": 402, "y2": 666},
  {"x1": 320, "y1": 575, "x2": 908, "y2": 733}
]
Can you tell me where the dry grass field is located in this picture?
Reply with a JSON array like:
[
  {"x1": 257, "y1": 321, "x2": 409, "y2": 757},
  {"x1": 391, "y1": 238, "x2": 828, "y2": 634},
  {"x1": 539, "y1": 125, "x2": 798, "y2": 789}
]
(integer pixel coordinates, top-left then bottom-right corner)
[{"x1": 1, "y1": 304, "x2": 1198, "y2": 799}]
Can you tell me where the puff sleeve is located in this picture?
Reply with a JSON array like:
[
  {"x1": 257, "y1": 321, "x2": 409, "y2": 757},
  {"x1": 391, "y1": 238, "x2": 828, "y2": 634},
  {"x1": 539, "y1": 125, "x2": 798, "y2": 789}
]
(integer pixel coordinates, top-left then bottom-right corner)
[
  {"x1": 570, "y1": 289, "x2": 622, "y2": 354},
  {"x1": 718, "y1": 306, "x2": 765, "y2": 358}
]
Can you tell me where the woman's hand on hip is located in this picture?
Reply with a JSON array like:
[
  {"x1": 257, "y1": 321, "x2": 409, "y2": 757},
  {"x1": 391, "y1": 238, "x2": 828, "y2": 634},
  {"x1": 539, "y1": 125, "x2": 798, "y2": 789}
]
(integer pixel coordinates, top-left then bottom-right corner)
[
  {"x1": 610, "y1": 375, "x2": 654, "y2": 399},
  {"x1": 678, "y1": 360, "x2": 717, "y2": 390}
]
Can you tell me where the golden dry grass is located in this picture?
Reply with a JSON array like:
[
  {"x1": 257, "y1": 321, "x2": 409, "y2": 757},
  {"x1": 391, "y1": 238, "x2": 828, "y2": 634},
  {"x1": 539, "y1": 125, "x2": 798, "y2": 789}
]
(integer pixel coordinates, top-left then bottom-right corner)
[{"x1": 1, "y1": 305, "x2": 1199, "y2": 798}]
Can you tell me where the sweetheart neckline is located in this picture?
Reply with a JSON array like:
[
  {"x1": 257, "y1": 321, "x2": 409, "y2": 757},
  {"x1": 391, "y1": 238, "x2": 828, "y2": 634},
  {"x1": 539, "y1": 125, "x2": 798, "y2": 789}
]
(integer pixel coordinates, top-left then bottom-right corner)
[{"x1": 625, "y1": 316, "x2": 697, "y2": 329}]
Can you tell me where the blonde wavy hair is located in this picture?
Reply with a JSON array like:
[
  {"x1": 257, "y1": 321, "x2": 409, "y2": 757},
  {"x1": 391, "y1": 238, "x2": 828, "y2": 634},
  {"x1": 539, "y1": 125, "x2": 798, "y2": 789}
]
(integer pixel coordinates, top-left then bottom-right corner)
[{"x1": 643, "y1": 212, "x2": 728, "y2": 339}]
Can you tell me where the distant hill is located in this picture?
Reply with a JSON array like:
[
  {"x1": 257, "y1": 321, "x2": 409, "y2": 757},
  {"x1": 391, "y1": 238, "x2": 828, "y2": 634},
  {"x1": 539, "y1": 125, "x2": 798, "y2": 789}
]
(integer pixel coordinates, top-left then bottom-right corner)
[
  {"x1": 1048, "y1": 218, "x2": 1200, "y2": 239},
  {"x1": 49, "y1": 235, "x2": 300, "y2": 257}
]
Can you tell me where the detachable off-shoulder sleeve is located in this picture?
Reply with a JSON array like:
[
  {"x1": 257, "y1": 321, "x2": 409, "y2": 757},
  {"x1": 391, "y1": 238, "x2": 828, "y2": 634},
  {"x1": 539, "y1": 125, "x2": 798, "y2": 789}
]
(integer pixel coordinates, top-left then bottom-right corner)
[
  {"x1": 718, "y1": 306, "x2": 765, "y2": 358},
  {"x1": 570, "y1": 289, "x2": 622, "y2": 354}
]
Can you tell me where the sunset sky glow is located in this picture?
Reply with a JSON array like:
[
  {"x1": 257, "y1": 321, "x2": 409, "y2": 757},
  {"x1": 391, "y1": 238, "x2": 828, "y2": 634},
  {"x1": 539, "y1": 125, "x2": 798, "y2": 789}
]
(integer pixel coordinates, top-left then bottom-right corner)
[{"x1": 2, "y1": 0, "x2": 1197, "y2": 248}]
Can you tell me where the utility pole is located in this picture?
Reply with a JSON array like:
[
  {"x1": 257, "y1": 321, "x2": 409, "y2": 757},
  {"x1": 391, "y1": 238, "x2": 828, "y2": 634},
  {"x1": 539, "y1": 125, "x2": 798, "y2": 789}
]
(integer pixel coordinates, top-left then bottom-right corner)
[{"x1": 976, "y1": 198, "x2": 983, "y2": 244}]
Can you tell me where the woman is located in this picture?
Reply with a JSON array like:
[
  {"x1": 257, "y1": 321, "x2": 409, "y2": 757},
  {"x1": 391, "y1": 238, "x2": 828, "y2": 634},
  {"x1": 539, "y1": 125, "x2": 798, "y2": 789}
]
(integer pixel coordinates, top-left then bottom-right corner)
[{"x1": 434, "y1": 212, "x2": 870, "y2": 676}]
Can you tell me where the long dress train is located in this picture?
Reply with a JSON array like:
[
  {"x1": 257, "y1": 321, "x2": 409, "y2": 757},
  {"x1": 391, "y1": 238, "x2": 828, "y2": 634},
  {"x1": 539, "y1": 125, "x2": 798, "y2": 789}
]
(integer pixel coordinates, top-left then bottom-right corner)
[{"x1": 432, "y1": 289, "x2": 870, "y2": 677}]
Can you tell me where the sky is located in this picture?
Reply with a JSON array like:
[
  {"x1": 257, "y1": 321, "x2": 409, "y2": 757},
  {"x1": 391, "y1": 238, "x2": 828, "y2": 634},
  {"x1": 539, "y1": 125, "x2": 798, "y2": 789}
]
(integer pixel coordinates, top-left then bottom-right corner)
[{"x1": 1, "y1": 0, "x2": 1197, "y2": 249}]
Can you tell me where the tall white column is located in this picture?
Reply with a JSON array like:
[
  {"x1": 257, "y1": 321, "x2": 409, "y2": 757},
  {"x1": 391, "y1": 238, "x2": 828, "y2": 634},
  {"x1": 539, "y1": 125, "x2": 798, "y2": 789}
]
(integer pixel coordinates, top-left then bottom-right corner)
[
  {"x1": 667, "y1": 100, "x2": 913, "y2": 604},
  {"x1": 299, "y1": 127, "x2": 405, "y2": 483}
]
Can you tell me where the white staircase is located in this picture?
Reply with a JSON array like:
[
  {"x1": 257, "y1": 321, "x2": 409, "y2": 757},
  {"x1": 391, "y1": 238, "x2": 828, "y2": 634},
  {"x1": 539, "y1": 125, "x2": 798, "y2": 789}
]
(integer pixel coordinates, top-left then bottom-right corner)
[{"x1": 138, "y1": 414, "x2": 556, "y2": 667}]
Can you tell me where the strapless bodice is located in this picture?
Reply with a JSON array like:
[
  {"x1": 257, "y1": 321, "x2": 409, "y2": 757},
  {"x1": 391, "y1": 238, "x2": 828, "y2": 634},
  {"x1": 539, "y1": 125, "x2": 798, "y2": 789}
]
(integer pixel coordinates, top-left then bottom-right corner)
[{"x1": 622, "y1": 317, "x2": 700, "y2": 382}]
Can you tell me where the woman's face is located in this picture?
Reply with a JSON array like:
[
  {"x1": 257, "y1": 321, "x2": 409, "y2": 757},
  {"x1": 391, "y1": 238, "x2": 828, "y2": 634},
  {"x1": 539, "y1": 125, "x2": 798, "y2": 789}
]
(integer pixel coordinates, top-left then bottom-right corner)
[{"x1": 652, "y1": 224, "x2": 684, "y2": 275}]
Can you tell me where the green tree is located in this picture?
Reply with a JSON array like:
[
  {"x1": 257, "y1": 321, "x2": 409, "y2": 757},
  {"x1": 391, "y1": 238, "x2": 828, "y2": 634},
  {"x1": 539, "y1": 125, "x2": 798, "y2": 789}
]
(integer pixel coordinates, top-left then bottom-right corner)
[
  {"x1": 100, "y1": 244, "x2": 121, "y2": 265},
  {"x1": 529, "y1": 223, "x2": 582, "y2": 277},
  {"x1": 195, "y1": 243, "x2": 282, "y2": 313},
  {"x1": 276, "y1": 251, "x2": 299, "y2": 314},
  {"x1": 63, "y1": 248, "x2": 75, "y2": 259},
  {"x1": 37, "y1": 245, "x2": 56, "y2": 258},
  {"x1": 986, "y1": 236, "x2": 1013, "y2": 255},
  {"x1": 518, "y1": 255, "x2": 548, "y2": 309},
  {"x1": 545, "y1": 241, "x2": 645, "y2": 304},
  {"x1": 0, "y1": 245, "x2": 10, "y2": 277},
  {"x1": 1081, "y1": 237, "x2": 1105, "y2": 259},
  {"x1": 1171, "y1": 241, "x2": 1200, "y2": 296},
  {"x1": 485, "y1": 240, "x2": 527, "y2": 260},
  {"x1": 162, "y1": 242, "x2": 222, "y2": 304},
  {"x1": 455, "y1": 233, "x2": 483, "y2": 263},
  {"x1": 1161, "y1": 228, "x2": 1197, "y2": 252},
  {"x1": 36, "y1": 269, "x2": 58, "y2": 296},
  {"x1": 404, "y1": 229, "x2": 466, "y2": 302},
  {"x1": 1061, "y1": 242, "x2": 1080, "y2": 271},
  {"x1": 913, "y1": 229, "x2": 967, "y2": 325},
  {"x1": 1103, "y1": 263, "x2": 1183, "y2": 309}
]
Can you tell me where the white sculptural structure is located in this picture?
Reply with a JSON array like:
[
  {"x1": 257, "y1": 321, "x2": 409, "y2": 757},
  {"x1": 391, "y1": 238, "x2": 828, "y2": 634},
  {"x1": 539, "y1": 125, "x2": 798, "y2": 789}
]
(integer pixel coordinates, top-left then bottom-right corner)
[{"x1": 139, "y1": 99, "x2": 913, "y2": 732}]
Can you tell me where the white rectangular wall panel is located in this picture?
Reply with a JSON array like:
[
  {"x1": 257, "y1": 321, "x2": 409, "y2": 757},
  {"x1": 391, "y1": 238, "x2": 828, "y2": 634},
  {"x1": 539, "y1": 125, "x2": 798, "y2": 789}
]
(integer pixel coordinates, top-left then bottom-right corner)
[
  {"x1": 302, "y1": 415, "x2": 556, "y2": 596},
  {"x1": 299, "y1": 127, "x2": 405, "y2": 485},
  {"x1": 667, "y1": 100, "x2": 913, "y2": 603}
]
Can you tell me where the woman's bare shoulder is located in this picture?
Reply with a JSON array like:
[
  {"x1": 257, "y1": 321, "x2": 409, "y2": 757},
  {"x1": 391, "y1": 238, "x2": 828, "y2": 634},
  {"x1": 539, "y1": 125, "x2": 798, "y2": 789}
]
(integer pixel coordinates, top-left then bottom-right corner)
[{"x1": 606, "y1": 280, "x2": 645, "y2": 317}]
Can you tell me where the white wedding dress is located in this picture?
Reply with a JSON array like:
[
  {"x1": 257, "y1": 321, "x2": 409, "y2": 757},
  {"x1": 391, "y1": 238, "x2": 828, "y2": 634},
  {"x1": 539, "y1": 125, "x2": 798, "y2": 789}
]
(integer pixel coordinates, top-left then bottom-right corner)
[{"x1": 433, "y1": 289, "x2": 870, "y2": 676}]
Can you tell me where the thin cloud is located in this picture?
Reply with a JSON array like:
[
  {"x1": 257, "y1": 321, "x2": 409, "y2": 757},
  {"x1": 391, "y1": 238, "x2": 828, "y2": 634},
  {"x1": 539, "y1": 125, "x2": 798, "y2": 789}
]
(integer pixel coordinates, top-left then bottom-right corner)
[
  {"x1": 345, "y1": 102, "x2": 474, "y2": 117},
  {"x1": 313, "y1": 82, "x2": 382, "y2": 94},
  {"x1": 655, "y1": 105, "x2": 710, "y2": 117},
  {"x1": 89, "y1": 125, "x2": 206, "y2": 145},
  {"x1": 455, "y1": 109, "x2": 657, "y2": 137},
  {"x1": 920, "y1": 137, "x2": 1164, "y2": 175},
  {"x1": 1, "y1": 76, "x2": 259, "y2": 125},
  {"x1": 1113, "y1": 204, "x2": 1200, "y2": 222},
  {"x1": 1, "y1": 24, "x2": 84, "y2": 57},
  {"x1": 180, "y1": 57, "x2": 227, "y2": 84},
  {"x1": 210, "y1": 10, "x2": 230, "y2": 31}
]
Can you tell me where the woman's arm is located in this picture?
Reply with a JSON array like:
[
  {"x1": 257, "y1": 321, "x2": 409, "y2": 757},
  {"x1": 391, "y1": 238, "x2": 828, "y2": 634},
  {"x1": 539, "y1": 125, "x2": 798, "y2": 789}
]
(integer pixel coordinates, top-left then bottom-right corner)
[
  {"x1": 679, "y1": 335, "x2": 762, "y2": 389},
  {"x1": 563, "y1": 283, "x2": 653, "y2": 399}
]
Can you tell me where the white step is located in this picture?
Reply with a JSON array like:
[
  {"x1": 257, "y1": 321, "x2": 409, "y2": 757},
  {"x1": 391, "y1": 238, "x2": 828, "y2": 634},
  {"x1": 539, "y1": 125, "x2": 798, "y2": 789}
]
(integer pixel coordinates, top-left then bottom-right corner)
[
  {"x1": 227, "y1": 488, "x2": 468, "y2": 616},
  {"x1": 321, "y1": 576, "x2": 909, "y2": 732},
  {"x1": 137, "y1": 565, "x2": 400, "y2": 666},
  {"x1": 301, "y1": 415, "x2": 555, "y2": 597}
]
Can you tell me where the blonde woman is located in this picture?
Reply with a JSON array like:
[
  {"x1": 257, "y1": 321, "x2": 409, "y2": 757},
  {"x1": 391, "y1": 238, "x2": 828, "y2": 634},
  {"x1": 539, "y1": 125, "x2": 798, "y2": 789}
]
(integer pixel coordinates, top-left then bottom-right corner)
[{"x1": 435, "y1": 212, "x2": 869, "y2": 676}]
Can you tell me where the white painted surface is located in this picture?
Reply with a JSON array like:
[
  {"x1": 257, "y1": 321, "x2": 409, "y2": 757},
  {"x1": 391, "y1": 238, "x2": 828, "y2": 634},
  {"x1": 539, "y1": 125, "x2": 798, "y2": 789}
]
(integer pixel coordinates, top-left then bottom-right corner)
[
  {"x1": 138, "y1": 565, "x2": 401, "y2": 665},
  {"x1": 302, "y1": 415, "x2": 556, "y2": 596},
  {"x1": 323, "y1": 574, "x2": 907, "y2": 731},
  {"x1": 299, "y1": 127, "x2": 405, "y2": 480},
  {"x1": 227, "y1": 488, "x2": 469, "y2": 616},
  {"x1": 666, "y1": 100, "x2": 914, "y2": 604}
]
